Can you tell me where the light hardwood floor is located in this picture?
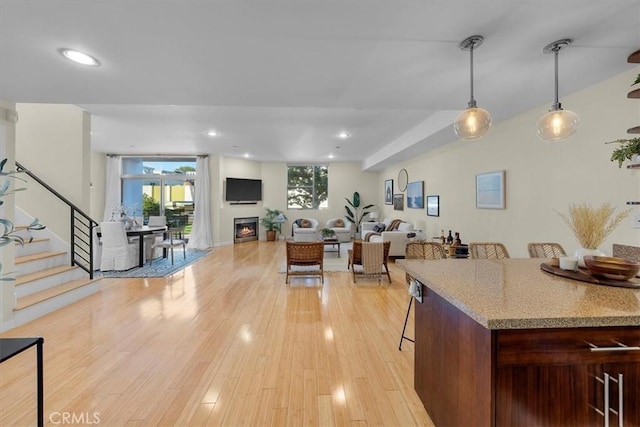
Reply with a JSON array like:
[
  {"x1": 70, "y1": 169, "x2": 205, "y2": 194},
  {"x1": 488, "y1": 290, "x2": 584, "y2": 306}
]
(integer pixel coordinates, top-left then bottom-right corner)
[{"x1": 0, "y1": 240, "x2": 433, "y2": 426}]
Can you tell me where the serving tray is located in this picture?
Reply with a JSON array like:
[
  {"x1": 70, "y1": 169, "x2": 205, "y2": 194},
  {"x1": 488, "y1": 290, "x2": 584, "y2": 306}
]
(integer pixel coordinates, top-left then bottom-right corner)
[{"x1": 540, "y1": 262, "x2": 640, "y2": 289}]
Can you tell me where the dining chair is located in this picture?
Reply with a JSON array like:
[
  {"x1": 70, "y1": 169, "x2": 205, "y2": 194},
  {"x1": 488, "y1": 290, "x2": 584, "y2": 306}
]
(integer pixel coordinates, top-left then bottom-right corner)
[
  {"x1": 399, "y1": 241, "x2": 446, "y2": 350},
  {"x1": 469, "y1": 242, "x2": 510, "y2": 259},
  {"x1": 150, "y1": 226, "x2": 186, "y2": 265},
  {"x1": 145, "y1": 215, "x2": 167, "y2": 260},
  {"x1": 99, "y1": 221, "x2": 139, "y2": 271},
  {"x1": 348, "y1": 240, "x2": 391, "y2": 283},
  {"x1": 285, "y1": 241, "x2": 324, "y2": 284},
  {"x1": 527, "y1": 242, "x2": 567, "y2": 258}
]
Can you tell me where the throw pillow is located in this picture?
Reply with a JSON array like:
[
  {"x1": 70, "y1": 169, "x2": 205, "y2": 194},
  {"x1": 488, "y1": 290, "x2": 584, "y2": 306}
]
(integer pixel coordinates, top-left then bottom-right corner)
[
  {"x1": 334, "y1": 219, "x2": 345, "y2": 228},
  {"x1": 373, "y1": 223, "x2": 385, "y2": 233},
  {"x1": 300, "y1": 219, "x2": 312, "y2": 228}
]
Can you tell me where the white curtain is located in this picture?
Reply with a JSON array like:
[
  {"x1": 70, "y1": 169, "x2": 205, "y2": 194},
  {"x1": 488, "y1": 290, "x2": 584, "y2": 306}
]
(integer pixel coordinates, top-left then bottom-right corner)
[
  {"x1": 187, "y1": 155, "x2": 214, "y2": 249},
  {"x1": 103, "y1": 155, "x2": 122, "y2": 221}
]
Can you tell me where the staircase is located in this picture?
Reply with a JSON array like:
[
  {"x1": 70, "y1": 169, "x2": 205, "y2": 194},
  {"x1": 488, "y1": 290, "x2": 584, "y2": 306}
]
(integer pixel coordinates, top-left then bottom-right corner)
[{"x1": 11, "y1": 209, "x2": 102, "y2": 328}]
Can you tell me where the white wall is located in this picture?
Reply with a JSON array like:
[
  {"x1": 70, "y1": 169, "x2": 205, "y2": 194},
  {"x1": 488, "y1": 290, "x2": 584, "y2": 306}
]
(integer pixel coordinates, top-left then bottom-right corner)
[
  {"x1": 214, "y1": 159, "x2": 379, "y2": 244},
  {"x1": 378, "y1": 68, "x2": 640, "y2": 257},
  {"x1": 15, "y1": 104, "x2": 92, "y2": 244},
  {"x1": 0, "y1": 99, "x2": 17, "y2": 329}
]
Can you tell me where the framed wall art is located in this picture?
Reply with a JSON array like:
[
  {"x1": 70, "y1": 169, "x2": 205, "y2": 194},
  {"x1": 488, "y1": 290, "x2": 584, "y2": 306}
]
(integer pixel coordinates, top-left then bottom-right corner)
[
  {"x1": 476, "y1": 170, "x2": 505, "y2": 209},
  {"x1": 384, "y1": 179, "x2": 393, "y2": 205},
  {"x1": 406, "y1": 181, "x2": 424, "y2": 209},
  {"x1": 426, "y1": 195, "x2": 439, "y2": 217},
  {"x1": 393, "y1": 194, "x2": 404, "y2": 211}
]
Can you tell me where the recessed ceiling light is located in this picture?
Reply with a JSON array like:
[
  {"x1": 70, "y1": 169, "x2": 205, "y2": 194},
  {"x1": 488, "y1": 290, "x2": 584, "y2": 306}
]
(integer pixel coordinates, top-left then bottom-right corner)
[
  {"x1": 207, "y1": 130, "x2": 217, "y2": 137},
  {"x1": 328, "y1": 154, "x2": 335, "y2": 159},
  {"x1": 243, "y1": 153, "x2": 250, "y2": 158},
  {"x1": 58, "y1": 48, "x2": 100, "y2": 66},
  {"x1": 337, "y1": 131, "x2": 350, "y2": 139}
]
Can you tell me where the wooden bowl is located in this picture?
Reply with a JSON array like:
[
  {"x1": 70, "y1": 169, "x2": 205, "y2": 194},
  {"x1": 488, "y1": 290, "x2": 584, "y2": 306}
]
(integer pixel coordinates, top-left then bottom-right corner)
[{"x1": 583, "y1": 255, "x2": 640, "y2": 281}]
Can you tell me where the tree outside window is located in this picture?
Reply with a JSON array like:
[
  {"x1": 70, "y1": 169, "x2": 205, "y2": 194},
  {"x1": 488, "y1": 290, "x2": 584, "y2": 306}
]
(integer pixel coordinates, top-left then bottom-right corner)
[{"x1": 287, "y1": 165, "x2": 328, "y2": 209}]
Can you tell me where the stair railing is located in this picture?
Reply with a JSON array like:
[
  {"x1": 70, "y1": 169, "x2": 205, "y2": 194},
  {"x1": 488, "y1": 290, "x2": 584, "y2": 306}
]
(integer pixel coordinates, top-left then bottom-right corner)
[{"x1": 16, "y1": 162, "x2": 98, "y2": 279}]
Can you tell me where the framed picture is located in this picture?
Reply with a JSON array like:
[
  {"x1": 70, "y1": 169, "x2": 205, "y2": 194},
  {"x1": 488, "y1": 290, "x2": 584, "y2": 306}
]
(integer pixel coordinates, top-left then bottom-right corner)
[
  {"x1": 384, "y1": 179, "x2": 393, "y2": 205},
  {"x1": 426, "y1": 195, "x2": 439, "y2": 217},
  {"x1": 393, "y1": 194, "x2": 404, "y2": 211},
  {"x1": 406, "y1": 181, "x2": 424, "y2": 209},
  {"x1": 476, "y1": 170, "x2": 505, "y2": 209}
]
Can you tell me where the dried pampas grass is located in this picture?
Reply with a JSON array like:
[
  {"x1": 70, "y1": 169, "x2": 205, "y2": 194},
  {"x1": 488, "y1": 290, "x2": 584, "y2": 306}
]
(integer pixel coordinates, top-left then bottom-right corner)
[{"x1": 557, "y1": 202, "x2": 630, "y2": 249}]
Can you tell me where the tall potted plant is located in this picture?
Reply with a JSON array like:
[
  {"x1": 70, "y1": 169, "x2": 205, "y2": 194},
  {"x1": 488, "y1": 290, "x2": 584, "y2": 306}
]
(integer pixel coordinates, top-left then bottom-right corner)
[
  {"x1": 344, "y1": 192, "x2": 374, "y2": 237},
  {"x1": 260, "y1": 208, "x2": 287, "y2": 241}
]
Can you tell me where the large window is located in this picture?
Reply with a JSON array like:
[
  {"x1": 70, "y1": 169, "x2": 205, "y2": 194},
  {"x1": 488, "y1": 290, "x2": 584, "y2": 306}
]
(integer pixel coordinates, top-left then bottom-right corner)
[
  {"x1": 121, "y1": 157, "x2": 196, "y2": 227},
  {"x1": 287, "y1": 165, "x2": 328, "y2": 209}
]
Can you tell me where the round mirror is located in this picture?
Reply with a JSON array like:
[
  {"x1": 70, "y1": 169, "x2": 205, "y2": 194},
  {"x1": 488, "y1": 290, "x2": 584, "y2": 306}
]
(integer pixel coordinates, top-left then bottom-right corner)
[{"x1": 398, "y1": 168, "x2": 408, "y2": 192}]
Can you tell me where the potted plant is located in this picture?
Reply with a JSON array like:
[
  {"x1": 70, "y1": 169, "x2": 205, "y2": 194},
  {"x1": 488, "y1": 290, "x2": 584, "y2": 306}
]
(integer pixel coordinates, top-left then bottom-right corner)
[
  {"x1": 607, "y1": 137, "x2": 640, "y2": 168},
  {"x1": 344, "y1": 192, "x2": 374, "y2": 237},
  {"x1": 557, "y1": 202, "x2": 630, "y2": 267},
  {"x1": 260, "y1": 208, "x2": 287, "y2": 241},
  {"x1": 320, "y1": 228, "x2": 335, "y2": 240}
]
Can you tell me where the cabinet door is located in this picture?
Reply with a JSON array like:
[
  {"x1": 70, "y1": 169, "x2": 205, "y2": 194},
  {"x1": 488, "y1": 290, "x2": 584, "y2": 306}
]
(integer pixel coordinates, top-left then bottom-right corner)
[
  {"x1": 496, "y1": 364, "x2": 599, "y2": 426},
  {"x1": 590, "y1": 363, "x2": 640, "y2": 426}
]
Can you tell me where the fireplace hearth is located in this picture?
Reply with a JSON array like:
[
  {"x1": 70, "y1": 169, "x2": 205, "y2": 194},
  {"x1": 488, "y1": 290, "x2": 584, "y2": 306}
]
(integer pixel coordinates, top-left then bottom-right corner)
[{"x1": 234, "y1": 217, "x2": 259, "y2": 243}]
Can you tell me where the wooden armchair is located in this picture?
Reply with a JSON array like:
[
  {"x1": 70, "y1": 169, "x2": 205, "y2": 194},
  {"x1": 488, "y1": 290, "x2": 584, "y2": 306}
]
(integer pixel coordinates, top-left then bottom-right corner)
[
  {"x1": 469, "y1": 242, "x2": 510, "y2": 259},
  {"x1": 285, "y1": 241, "x2": 324, "y2": 284},
  {"x1": 527, "y1": 242, "x2": 566, "y2": 258},
  {"x1": 348, "y1": 240, "x2": 391, "y2": 283}
]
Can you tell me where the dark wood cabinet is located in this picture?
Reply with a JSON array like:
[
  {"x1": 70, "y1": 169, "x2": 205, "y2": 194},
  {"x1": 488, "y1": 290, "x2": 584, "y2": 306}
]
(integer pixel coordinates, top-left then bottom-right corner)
[{"x1": 415, "y1": 283, "x2": 640, "y2": 426}]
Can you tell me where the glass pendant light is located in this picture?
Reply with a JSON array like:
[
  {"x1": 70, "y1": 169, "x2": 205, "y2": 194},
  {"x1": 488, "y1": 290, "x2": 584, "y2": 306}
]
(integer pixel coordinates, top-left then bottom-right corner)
[
  {"x1": 454, "y1": 35, "x2": 492, "y2": 141},
  {"x1": 537, "y1": 39, "x2": 579, "y2": 141}
]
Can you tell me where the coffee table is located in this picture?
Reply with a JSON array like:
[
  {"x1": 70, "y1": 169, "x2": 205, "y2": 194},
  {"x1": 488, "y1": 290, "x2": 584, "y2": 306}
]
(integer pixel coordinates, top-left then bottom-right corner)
[{"x1": 322, "y1": 238, "x2": 341, "y2": 257}]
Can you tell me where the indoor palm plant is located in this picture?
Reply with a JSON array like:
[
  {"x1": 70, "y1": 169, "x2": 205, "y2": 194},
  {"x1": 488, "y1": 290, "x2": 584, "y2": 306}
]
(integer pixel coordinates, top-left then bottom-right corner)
[
  {"x1": 260, "y1": 208, "x2": 287, "y2": 241},
  {"x1": 344, "y1": 192, "x2": 374, "y2": 236},
  {"x1": 557, "y1": 202, "x2": 629, "y2": 267}
]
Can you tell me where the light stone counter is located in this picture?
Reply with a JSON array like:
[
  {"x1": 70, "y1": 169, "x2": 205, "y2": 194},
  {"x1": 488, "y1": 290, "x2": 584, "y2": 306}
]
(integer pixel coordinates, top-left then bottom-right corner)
[{"x1": 397, "y1": 258, "x2": 640, "y2": 330}]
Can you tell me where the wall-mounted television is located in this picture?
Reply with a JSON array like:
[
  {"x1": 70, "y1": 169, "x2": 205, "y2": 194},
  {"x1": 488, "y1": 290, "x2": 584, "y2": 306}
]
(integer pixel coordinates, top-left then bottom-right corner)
[{"x1": 225, "y1": 177, "x2": 262, "y2": 203}]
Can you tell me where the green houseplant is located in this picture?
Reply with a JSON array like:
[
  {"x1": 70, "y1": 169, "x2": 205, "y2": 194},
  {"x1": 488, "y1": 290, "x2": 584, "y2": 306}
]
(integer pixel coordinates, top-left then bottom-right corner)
[
  {"x1": 0, "y1": 158, "x2": 45, "y2": 280},
  {"x1": 260, "y1": 208, "x2": 287, "y2": 241},
  {"x1": 607, "y1": 137, "x2": 640, "y2": 168},
  {"x1": 320, "y1": 228, "x2": 335, "y2": 240},
  {"x1": 344, "y1": 192, "x2": 374, "y2": 234}
]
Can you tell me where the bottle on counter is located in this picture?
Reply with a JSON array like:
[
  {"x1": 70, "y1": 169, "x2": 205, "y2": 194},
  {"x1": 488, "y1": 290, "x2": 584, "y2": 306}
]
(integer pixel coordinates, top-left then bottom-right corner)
[
  {"x1": 455, "y1": 232, "x2": 461, "y2": 246},
  {"x1": 446, "y1": 230, "x2": 454, "y2": 245},
  {"x1": 440, "y1": 229, "x2": 446, "y2": 245}
]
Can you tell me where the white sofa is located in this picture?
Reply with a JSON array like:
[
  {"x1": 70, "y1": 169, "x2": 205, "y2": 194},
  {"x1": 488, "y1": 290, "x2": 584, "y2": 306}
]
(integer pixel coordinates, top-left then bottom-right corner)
[
  {"x1": 326, "y1": 217, "x2": 352, "y2": 242},
  {"x1": 361, "y1": 219, "x2": 414, "y2": 257},
  {"x1": 292, "y1": 218, "x2": 319, "y2": 242}
]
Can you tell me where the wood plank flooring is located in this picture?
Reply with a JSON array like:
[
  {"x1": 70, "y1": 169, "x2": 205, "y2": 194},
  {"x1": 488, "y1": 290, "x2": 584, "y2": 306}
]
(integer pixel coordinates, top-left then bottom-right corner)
[{"x1": 0, "y1": 240, "x2": 433, "y2": 426}]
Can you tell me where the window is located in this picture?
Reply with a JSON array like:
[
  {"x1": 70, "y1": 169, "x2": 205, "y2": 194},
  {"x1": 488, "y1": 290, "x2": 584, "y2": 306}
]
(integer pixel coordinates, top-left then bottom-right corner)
[
  {"x1": 121, "y1": 157, "x2": 196, "y2": 227},
  {"x1": 287, "y1": 165, "x2": 328, "y2": 209}
]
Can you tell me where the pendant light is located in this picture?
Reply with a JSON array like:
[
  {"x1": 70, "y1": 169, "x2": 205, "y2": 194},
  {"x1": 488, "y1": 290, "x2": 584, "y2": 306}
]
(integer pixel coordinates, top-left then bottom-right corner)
[
  {"x1": 536, "y1": 39, "x2": 579, "y2": 141},
  {"x1": 454, "y1": 35, "x2": 492, "y2": 141}
]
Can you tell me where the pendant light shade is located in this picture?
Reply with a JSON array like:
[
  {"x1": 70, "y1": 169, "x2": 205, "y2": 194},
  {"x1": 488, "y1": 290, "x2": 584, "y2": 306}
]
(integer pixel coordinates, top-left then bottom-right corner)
[
  {"x1": 454, "y1": 35, "x2": 492, "y2": 141},
  {"x1": 537, "y1": 39, "x2": 579, "y2": 141}
]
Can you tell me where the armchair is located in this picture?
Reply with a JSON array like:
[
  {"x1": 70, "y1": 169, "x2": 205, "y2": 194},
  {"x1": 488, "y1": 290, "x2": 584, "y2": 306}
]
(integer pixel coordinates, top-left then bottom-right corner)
[
  {"x1": 325, "y1": 218, "x2": 352, "y2": 242},
  {"x1": 292, "y1": 218, "x2": 319, "y2": 242}
]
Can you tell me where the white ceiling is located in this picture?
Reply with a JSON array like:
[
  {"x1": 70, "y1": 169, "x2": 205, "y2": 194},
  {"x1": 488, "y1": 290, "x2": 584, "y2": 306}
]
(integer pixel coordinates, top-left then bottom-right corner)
[{"x1": 2, "y1": 0, "x2": 639, "y2": 170}]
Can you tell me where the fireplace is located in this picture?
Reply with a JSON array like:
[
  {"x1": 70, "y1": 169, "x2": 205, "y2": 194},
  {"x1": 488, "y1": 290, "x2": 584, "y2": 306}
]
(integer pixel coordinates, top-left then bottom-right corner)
[{"x1": 234, "y1": 217, "x2": 259, "y2": 243}]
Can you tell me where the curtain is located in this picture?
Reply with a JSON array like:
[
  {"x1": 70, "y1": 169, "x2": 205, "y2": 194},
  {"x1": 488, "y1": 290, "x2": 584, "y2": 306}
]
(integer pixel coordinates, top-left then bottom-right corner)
[
  {"x1": 187, "y1": 155, "x2": 214, "y2": 249},
  {"x1": 103, "y1": 155, "x2": 122, "y2": 221}
]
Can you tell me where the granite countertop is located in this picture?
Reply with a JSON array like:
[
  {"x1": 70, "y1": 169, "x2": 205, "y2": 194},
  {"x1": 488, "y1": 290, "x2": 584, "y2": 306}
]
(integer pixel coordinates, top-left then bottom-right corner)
[{"x1": 397, "y1": 258, "x2": 640, "y2": 330}]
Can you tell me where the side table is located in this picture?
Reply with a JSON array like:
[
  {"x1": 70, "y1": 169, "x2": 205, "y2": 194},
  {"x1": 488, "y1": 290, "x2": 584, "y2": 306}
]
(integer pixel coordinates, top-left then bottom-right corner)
[{"x1": 0, "y1": 337, "x2": 44, "y2": 427}]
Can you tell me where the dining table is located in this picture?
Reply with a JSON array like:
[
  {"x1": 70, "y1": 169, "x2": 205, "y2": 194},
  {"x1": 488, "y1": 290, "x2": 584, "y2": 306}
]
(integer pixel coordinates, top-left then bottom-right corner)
[{"x1": 97, "y1": 225, "x2": 167, "y2": 267}]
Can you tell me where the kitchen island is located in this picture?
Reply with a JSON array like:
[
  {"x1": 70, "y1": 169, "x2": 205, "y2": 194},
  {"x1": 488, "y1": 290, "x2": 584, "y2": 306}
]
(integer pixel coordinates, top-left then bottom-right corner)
[{"x1": 397, "y1": 258, "x2": 640, "y2": 426}]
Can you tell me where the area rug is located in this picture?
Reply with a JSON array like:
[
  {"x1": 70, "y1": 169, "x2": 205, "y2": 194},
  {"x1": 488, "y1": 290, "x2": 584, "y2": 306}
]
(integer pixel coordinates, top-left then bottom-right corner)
[
  {"x1": 100, "y1": 249, "x2": 212, "y2": 278},
  {"x1": 280, "y1": 242, "x2": 352, "y2": 273}
]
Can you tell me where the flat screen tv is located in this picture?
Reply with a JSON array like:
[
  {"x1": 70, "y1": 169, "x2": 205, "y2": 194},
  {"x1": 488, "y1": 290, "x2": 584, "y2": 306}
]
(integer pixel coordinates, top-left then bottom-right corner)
[{"x1": 225, "y1": 177, "x2": 262, "y2": 202}]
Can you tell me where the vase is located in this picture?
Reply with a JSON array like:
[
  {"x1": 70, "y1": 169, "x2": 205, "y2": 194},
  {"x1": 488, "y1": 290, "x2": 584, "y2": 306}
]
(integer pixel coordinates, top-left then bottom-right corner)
[{"x1": 573, "y1": 247, "x2": 605, "y2": 268}]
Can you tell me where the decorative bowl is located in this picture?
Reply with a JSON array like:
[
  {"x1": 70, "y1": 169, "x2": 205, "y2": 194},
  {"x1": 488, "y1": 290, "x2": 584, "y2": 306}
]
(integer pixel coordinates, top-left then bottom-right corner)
[{"x1": 583, "y1": 255, "x2": 640, "y2": 281}]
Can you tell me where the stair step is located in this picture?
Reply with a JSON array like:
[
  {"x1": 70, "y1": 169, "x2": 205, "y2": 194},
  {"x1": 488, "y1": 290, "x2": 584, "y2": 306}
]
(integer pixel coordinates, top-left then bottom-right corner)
[
  {"x1": 15, "y1": 251, "x2": 66, "y2": 265},
  {"x1": 15, "y1": 278, "x2": 101, "y2": 310},
  {"x1": 15, "y1": 265, "x2": 78, "y2": 286}
]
